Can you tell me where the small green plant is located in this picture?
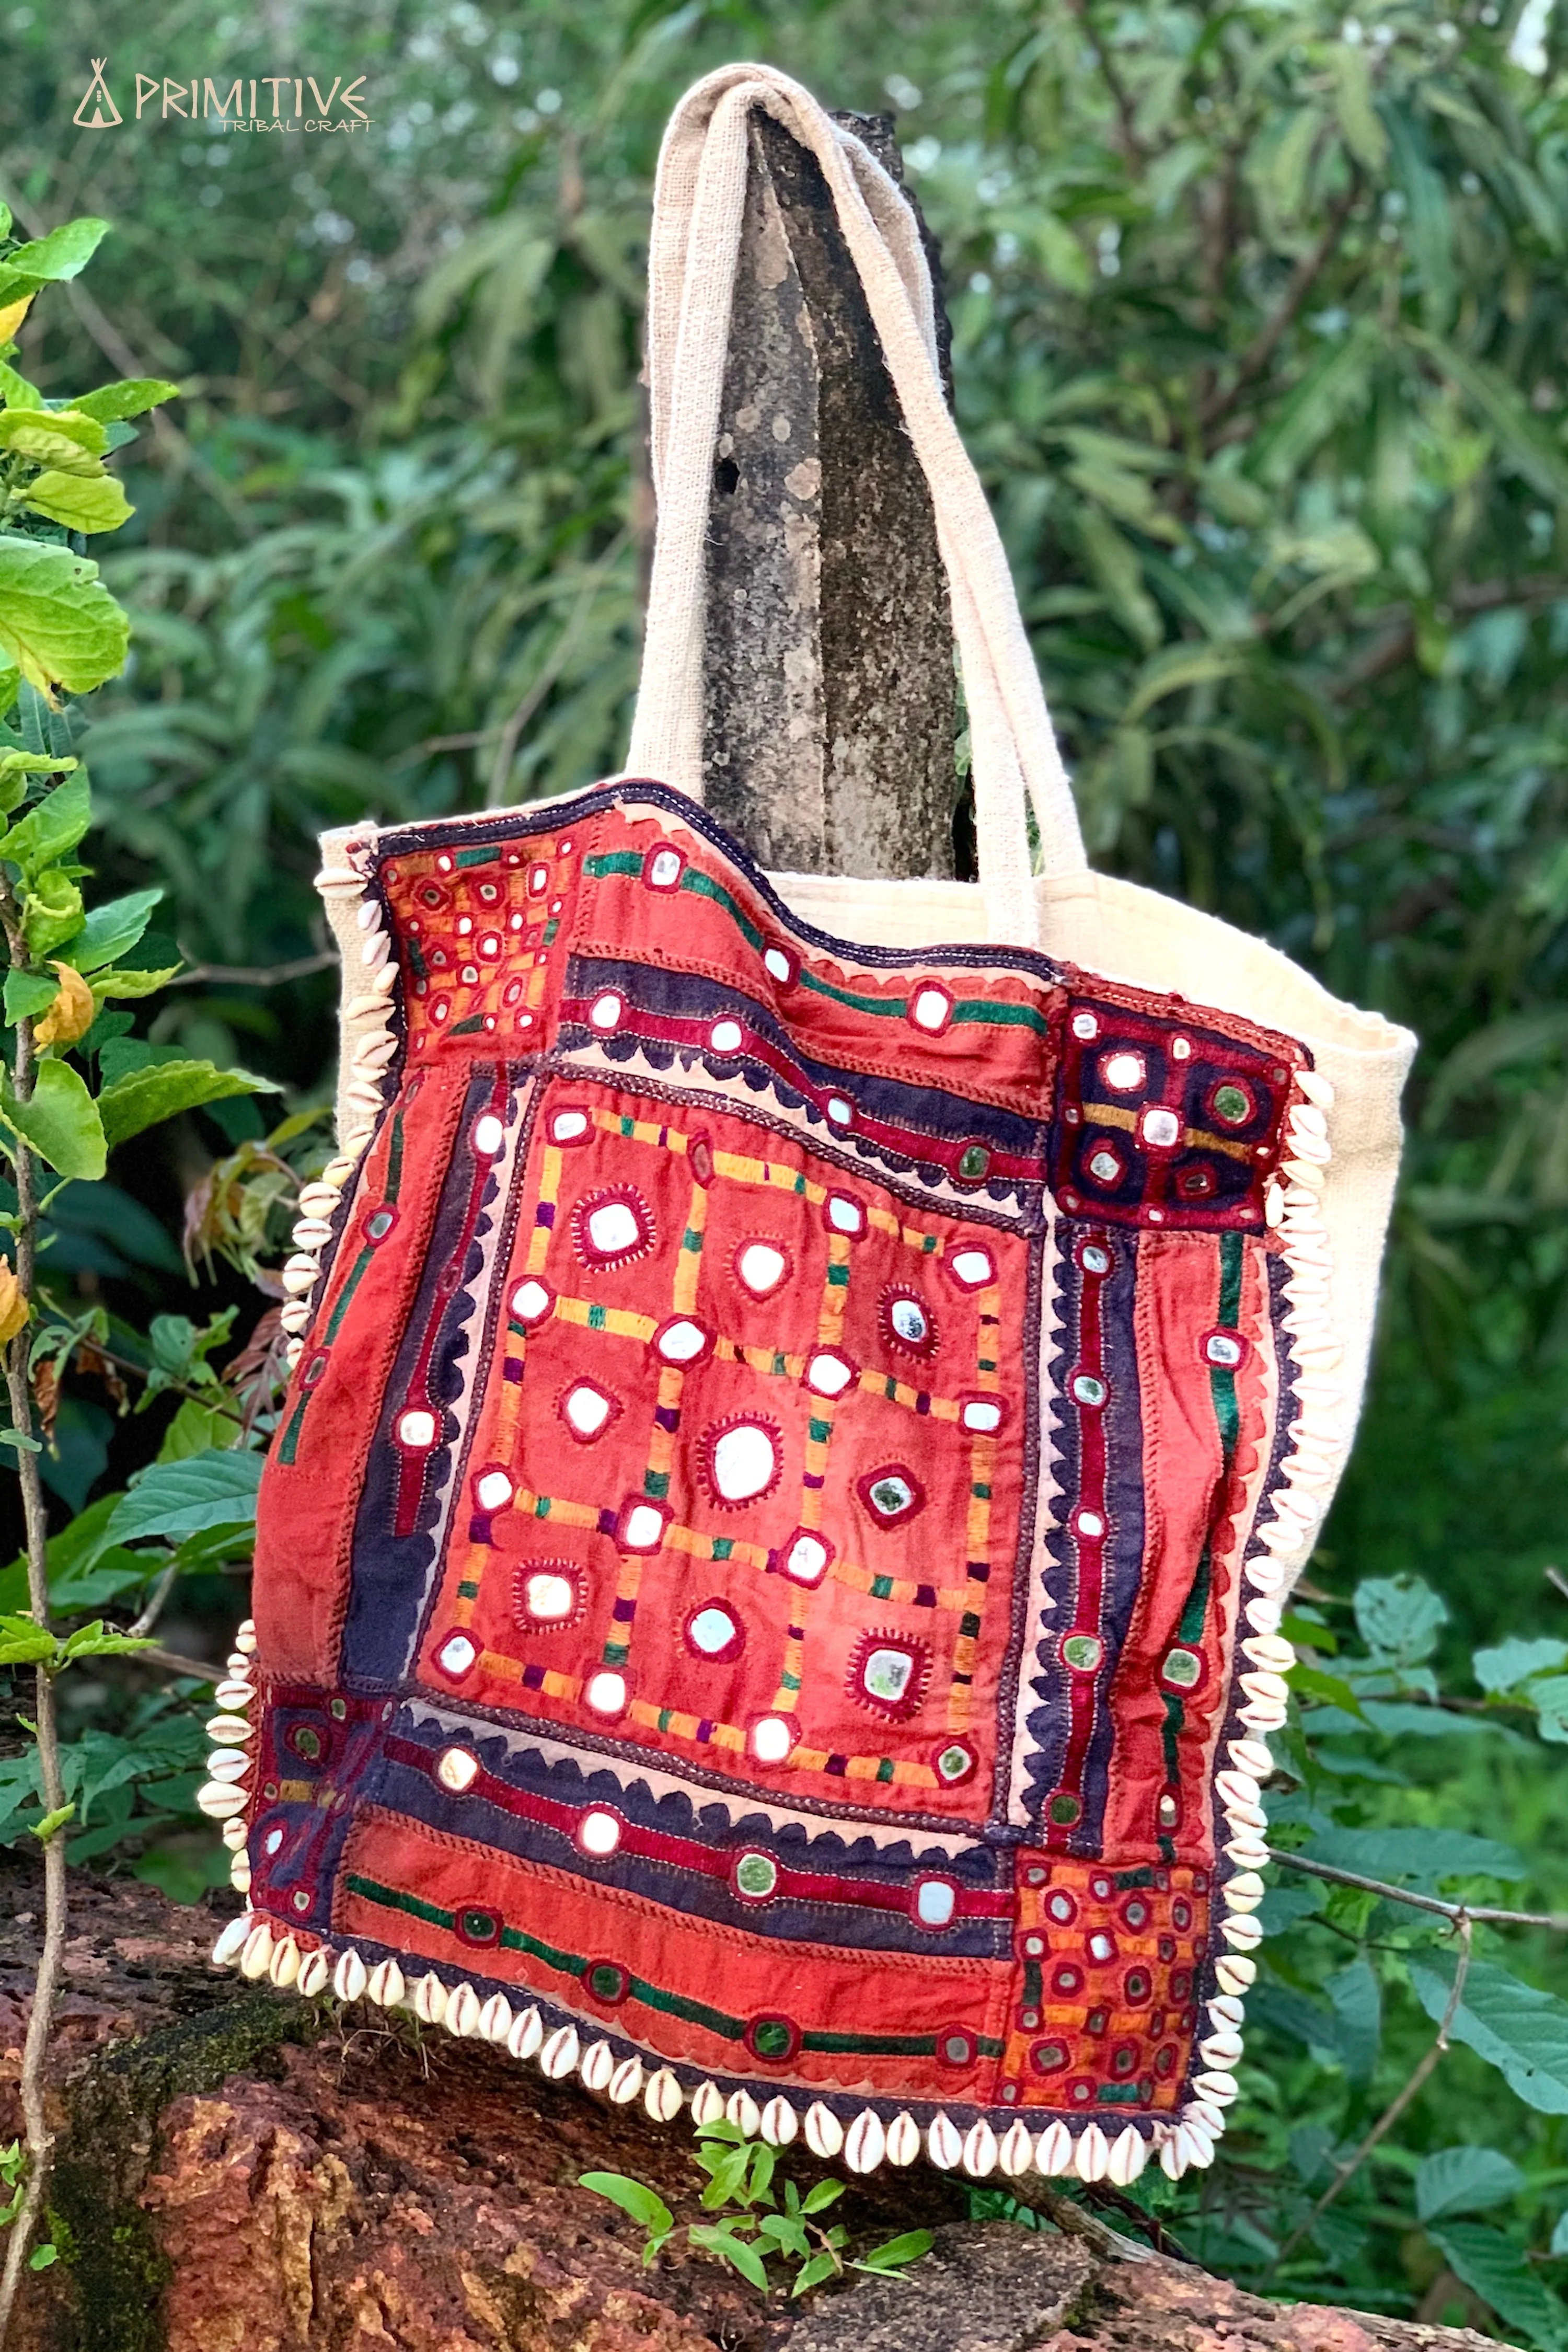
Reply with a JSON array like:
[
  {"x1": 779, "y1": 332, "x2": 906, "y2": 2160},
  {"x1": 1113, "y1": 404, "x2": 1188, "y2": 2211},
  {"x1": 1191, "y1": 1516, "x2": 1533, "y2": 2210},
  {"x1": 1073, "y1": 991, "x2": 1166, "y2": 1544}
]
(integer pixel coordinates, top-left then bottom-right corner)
[
  {"x1": 580, "y1": 2120, "x2": 932, "y2": 2299},
  {"x1": 0, "y1": 2142, "x2": 54, "y2": 2274}
]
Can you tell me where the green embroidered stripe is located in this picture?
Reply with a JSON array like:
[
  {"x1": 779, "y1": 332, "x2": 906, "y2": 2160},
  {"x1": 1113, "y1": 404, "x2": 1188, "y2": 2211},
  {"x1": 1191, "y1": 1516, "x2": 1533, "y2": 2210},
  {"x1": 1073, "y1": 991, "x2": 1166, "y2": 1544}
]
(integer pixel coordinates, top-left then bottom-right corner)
[
  {"x1": 802, "y1": 2028, "x2": 1006, "y2": 2058},
  {"x1": 712, "y1": 1537, "x2": 733, "y2": 1560},
  {"x1": 678, "y1": 866, "x2": 765, "y2": 949},
  {"x1": 455, "y1": 844, "x2": 500, "y2": 869},
  {"x1": 798, "y1": 969, "x2": 901, "y2": 1017},
  {"x1": 951, "y1": 997, "x2": 1050, "y2": 1033},
  {"x1": 587, "y1": 842, "x2": 1045, "y2": 1031},
  {"x1": 324, "y1": 1244, "x2": 375, "y2": 1344},
  {"x1": 448, "y1": 1014, "x2": 487, "y2": 1036},
  {"x1": 343, "y1": 1873, "x2": 994, "y2": 2054},
  {"x1": 276, "y1": 1394, "x2": 308, "y2": 1466},
  {"x1": 386, "y1": 1110, "x2": 405, "y2": 1202}
]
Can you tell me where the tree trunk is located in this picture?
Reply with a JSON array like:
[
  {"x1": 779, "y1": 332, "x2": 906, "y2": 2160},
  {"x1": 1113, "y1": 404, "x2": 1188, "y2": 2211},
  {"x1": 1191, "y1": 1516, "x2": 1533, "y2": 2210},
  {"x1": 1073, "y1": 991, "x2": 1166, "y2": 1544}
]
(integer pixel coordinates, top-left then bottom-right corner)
[{"x1": 700, "y1": 111, "x2": 960, "y2": 882}]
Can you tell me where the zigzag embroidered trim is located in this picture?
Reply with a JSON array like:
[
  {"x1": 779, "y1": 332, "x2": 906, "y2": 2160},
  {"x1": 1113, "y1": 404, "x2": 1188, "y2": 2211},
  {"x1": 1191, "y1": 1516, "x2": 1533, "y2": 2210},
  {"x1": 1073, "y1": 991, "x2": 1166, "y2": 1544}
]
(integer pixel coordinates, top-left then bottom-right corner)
[
  {"x1": 1155, "y1": 1060, "x2": 1338, "y2": 2183},
  {"x1": 278, "y1": 856, "x2": 395, "y2": 1373}
]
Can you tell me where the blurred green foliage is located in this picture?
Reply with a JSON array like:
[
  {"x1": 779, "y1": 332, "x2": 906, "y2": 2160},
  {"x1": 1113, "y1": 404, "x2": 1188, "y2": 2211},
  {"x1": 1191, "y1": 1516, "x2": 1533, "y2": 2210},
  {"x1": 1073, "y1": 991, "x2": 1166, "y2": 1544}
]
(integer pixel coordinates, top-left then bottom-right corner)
[{"x1": 1, "y1": 0, "x2": 1566, "y2": 2333}]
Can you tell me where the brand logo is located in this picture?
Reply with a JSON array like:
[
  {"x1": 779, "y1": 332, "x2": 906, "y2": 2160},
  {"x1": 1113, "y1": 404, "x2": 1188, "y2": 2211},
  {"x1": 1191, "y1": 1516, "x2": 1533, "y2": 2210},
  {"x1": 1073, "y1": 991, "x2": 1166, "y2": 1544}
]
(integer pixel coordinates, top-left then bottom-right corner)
[
  {"x1": 69, "y1": 59, "x2": 371, "y2": 133},
  {"x1": 73, "y1": 59, "x2": 122, "y2": 129}
]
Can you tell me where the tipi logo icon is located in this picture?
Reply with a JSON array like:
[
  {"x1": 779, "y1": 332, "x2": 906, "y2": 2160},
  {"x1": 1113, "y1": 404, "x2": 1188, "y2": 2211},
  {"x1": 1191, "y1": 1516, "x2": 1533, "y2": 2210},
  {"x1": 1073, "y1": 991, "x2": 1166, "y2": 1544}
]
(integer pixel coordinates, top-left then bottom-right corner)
[{"x1": 73, "y1": 60, "x2": 122, "y2": 129}]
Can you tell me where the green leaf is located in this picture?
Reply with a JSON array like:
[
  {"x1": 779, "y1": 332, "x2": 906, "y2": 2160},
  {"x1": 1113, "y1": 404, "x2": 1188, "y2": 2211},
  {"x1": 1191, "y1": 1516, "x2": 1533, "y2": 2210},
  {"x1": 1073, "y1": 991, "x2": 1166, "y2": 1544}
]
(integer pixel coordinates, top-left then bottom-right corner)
[
  {"x1": 107, "y1": 1447, "x2": 263, "y2": 1545},
  {"x1": 30, "y1": 1803, "x2": 75, "y2": 1841},
  {"x1": 576, "y1": 2172, "x2": 674, "y2": 2243},
  {"x1": 1409, "y1": 328, "x2": 1568, "y2": 504},
  {"x1": 1551, "y1": 2211, "x2": 1568, "y2": 2258},
  {"x1": 853, "y1": 2228, "x2": 933, "y2": 2273},
  {"x1": 1328, "y1": 45, "x2": 1386, "y2": 170},
  {"x1": 157, "y1": 1396, "x2": 245, "y2": 1463},
  {"x1": 0, "y1": 362, "x2": 42, "y2": 409},
  {"x1": 57, "y1": 1621, "x2": 152, "y2": 1663},
  {"x1": 1247, "y1": 323, "x2": 1376, "y2": 487},
  {"x1": 1428, "y1": 2223, "x2": 1567, "y2": 2349},
  {"x1": 72, "y1": 378, "x2": 181, "y2": 423},
  {"x1": 1288, "y1": 1662, "x2": 1367, "y2": 1720},
  {"x1": 1303, "y1": 1828, "x2": 1525, "y2": 1883},
  {"x1": 0, "y1": 767, "x2": 90, "y2": 875},
  {"x1": 1077, "y1": 508, "x2": 1161, "y2": 651},
  {"x1": 1522, "y1": 1677, "x2": 1568, "y2": 1744},
  {"x1": 0, "y1": 407, "x2": 108, "y2": 459},
  {"x1": 0, "y1": 1058, "x2": 106, "y2": 1178},
  {"x1": 92, "y1": 964, "x2": 183, "y2": 1002},
  {"x1": 3, "y1": 970, "x2": 61, "y2": 1024},
  {"x1": 97, "y1": 1058, "x2": 280, "y2": 1152},
  {"x1": 1325, "y1": 1954, "x2": 1381, "y2": 2082},
  {"x1": 1353, "y1": 1574, "x2": 1447, "y2": 1667},
  {"x1": 791, "y1": 2251, "x2": 841, "y2": 2296},
  {"x1": 1122, "y1": 642, "x2": 1251, "y2": 727},
  {"x1": 22, "y1": 471, "x2": 133, "y2": 535},
  {"x1": 62, "y1": 887, "x2": 163, "y2": 975},
  {"x1": 28, "y1": 2243, "x2": 58, "y2": 2271},
  {"x1": 0, "y1": 538, "x2": 129, "y2": 696},
  {"x1": 1416, "y1": 2146, "x2": 1525, "y2": 2223},
  {"x1": 0, "y1": 748, "x2": 65, "y2": 818},
  {"x1": 1473, "y1": 1636, "x2": 1568, "y2": 1695},
  {"x1": 21, "y1": 867, "x2": 83, "y2": 958},
  {"x1": 0, "y1": 1613, "x2": 55, "y2": 1665},
  {"x1": 688, "y1": 2222, "x2": 770, "y2": 2292},
  {"x1": 1410, "y1": 1954, "x2": 1568, "y2": 2115},
  {"x1": 799, "y1": 2180, "x2": 844, "y2": 2216},
  {"x1": 0, "y1": 219, "x2": 111, "y2": 286}
]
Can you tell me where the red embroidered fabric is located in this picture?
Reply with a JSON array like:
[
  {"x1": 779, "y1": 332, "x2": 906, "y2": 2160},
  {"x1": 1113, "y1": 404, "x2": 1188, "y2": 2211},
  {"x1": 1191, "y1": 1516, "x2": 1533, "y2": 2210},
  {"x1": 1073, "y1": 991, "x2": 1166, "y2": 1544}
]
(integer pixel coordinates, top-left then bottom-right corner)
[{"x1": 241, "y1": 780, "x2": 1308, "y2": 2161}]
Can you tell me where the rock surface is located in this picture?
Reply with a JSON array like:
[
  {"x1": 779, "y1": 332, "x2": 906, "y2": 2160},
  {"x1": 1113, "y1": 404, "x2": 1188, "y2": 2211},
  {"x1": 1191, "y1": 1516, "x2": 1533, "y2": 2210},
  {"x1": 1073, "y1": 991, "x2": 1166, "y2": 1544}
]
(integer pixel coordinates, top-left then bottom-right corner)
[{"x1": 0, "y1": 1863, "x2": 1509, "y2": 2352}]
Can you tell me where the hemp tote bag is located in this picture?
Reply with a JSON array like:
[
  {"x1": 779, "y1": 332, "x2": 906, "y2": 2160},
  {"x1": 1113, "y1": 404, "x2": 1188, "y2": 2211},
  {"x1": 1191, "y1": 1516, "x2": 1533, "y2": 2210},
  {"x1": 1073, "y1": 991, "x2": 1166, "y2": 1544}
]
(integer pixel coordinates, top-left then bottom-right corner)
[{"x1": 209, "y1": 65, "x2": 1416, "y2": 2187}]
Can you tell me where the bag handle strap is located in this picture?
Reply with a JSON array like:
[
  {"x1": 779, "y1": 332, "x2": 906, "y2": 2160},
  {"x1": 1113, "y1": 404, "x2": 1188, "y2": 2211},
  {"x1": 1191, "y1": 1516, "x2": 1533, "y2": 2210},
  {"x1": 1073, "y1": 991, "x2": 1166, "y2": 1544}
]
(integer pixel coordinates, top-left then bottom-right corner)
[{"x1": 626, "y1": 65, "x2": 1088, "y2": 943}]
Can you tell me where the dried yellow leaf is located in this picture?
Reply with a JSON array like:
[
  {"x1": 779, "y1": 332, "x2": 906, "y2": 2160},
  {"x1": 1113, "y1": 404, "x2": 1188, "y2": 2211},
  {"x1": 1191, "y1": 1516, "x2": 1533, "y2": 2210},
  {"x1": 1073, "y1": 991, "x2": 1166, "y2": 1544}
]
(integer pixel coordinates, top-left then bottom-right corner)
[
  {"x1": 0, "y1": 1263, "x2": 29, "y2": 1348},
  {"x1": 34, "y1": 962, "x2": 95, "y2": 1050},
  {"x1": 0, "y1": 294, "x2": 34, "y2": 344}
]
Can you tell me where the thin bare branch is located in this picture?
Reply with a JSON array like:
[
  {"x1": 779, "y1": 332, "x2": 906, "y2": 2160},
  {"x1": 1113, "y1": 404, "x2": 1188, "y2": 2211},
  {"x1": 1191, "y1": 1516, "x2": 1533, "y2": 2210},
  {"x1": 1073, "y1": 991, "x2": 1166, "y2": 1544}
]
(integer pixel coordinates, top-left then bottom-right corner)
[
  {"x1": 0, "y1": 900, "x2": 68, "y2": 2335},
  {"x1": 124, "y1": 1561, "x2": 181, "y2": 1641},
  {"x1": 1267, "y1": 1847, "x2": 1568, "y2": 1933},
  {"x1": 1202, "y1": 181, "x2": 1359, "y2": 432},
  {"x1": 167, "y1": 950, "x2": 338, "y2": 989},
  {"x1": 1063, "y1": 0, "x2": 1145, "y2": 164},
  {"x1": 1273, "y1": 1921, "x2": 1473, "y2": 2270},
  {"x1": 135, "y1": 1642, "x2": 221, "y2": 1682},
  {"x1": 1004, "y1": 2178, "x2": 1156, "y2": 2264}
]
